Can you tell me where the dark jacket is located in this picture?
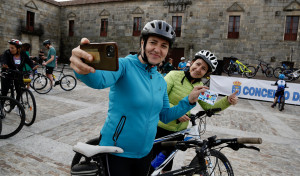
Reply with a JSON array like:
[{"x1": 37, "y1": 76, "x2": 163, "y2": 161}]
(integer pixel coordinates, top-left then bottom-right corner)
[{"x1": 1, "y1": 49, "x2": 34, "y2": 72}]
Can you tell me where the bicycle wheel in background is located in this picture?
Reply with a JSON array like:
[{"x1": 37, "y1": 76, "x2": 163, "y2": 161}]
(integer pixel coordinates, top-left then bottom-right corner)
[
  {"x1": 244, "y1": 66, "x2": 256, "y2": 78},
  {"x1": 60, "y1": 75, "x2": 77, "y2": 91},
  {"x1": 273, "y1": 67, "x2": 283, "y2": 78},
  {"x1": 223, "y1": 63, "x2": 230, "y2": 74},
  {"x1": 21, "y1": 89, "x2": 36, "y2": 126},
  {"x1": 227, "y1": 64, "x2": 235, "y2": 76},
  {"x1": 32, "y1": 75, "x2": 52, "y2": 94},
  {"x1": 265, "y1": 67, "x2": 274, "y2": 77},
  {"x1": 0, "y1": 96, "x2": 25, "y2": 139},
  {"x1": 188, "y1": 149, "x2": 234, "y2": 176}
]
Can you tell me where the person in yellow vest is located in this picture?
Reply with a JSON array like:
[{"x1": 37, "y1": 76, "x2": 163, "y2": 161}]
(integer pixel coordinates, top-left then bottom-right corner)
[{"x1": 151, "y1": 50, "x2": 239, "y2": 173}]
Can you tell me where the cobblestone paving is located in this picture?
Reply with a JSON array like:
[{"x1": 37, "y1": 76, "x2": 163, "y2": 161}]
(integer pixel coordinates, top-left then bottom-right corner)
[{"x1": 1, "y1": 67, "x2": 300, "y2": 176}]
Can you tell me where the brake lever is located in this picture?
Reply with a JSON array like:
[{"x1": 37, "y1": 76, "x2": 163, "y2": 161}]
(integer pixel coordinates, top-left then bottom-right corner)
[{"x1": 226, "y1": 143, "x2": 260, "y2": 152}]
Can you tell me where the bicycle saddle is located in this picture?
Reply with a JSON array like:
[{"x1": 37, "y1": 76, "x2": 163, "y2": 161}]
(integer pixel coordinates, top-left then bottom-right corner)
[{"x1": 73, "y1": 142, "x2": 124, "y2": 157}]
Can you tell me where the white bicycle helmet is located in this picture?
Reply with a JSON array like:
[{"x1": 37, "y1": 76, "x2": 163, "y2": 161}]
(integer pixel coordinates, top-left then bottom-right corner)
[
  {"x1": 181, "y1": 57, "x2": 185, "y2": 61},
  {"x1": 194, "y1": 50, "x2": 218, "y2": 72}
]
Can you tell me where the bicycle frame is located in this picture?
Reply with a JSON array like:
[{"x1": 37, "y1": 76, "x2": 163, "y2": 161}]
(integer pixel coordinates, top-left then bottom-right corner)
[
  {"x1": 235, "y1": 60, "x2": 252, "y2": 74},
  {"x1": 151, "y1": 125, "x2": 201, "y2": 175}
]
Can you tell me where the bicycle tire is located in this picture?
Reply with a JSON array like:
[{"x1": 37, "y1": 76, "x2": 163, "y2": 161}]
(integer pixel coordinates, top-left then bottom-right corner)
[
  {"x1": 4, "y1": 89, "x2": 13, "y2": 113},
  {"x1": 187, "y1": 149, "x2": 234, "y2": 176},
  {"x1": 244, "y1": 66, "x2": 256, "y2": 78},
  {"x1": 273, "y1": 67, "x2": 283, "y2": 78},
  {"x1": 0, "y1": 96, "x2": 25, "y2": 139},
  {"x1": 60, "y1": 75, "x2": 77, "y2": 91},
  {"x1": 265, "y1": 67, "x2": 274, "y2": 77},
  {"x1": 21, "y1": 89, "x2": 37, "y2": 126},
  {"x1": 223, "y1": 63, "x2": 230, "y2": 74},
  {"x1": 227, "y1": 64, "x2": 235, "y2": 76},
  {"x1": 278, "y1": 96, "x2": 285, "y2": 111},
  {"x1": 33, "y1": 75, "x2": 52, "y2": 94}
]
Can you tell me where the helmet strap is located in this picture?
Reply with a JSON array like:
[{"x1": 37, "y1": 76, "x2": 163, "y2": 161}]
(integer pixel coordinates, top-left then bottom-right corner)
[{"x1": 141, "y1": 36, "x2": 154, "y2": 69}]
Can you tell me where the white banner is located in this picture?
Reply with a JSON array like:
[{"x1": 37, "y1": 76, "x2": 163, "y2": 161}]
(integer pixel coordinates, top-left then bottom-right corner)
[{"x1": 210, "y1": 75, "x2": 300, "y2": 105}]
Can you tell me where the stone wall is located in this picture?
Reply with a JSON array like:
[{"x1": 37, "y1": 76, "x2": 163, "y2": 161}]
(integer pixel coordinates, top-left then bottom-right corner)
[
  {"x1": 0, "y1": 0, "x2": 60, "y2": 57},
  {"x1": 0, "y1": 0, "x2": 299, "y2": 68},
  {"x1": 59, "y1": 0, "x2": 300, "y2": 68}
]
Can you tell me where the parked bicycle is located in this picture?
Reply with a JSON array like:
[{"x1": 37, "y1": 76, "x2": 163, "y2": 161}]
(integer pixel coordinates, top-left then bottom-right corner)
[
  {"x1": 32, "y1": 64, "x2": 77, "y2": 94},
  {"x1": 1, "y1": 69, "x2": 36, "y2": 126},
  {"x1": 254, "y1": 59, "x2": 273, "y2": 77},
  {"x1": 70, "y1": 108, "x2": 262, "y2": 176},
  {"x1": 0, "y1": 95, "x2": 25, "y2": 139},
  {"x1": 224, "y1": 59, "x2": 256, "y2": 78},
  {"x1": 280, "y1": 68, "x2": 300, "y2": 82},
  {"x1": 273, "y1": 63, "x2": 293, "y2": 79}
]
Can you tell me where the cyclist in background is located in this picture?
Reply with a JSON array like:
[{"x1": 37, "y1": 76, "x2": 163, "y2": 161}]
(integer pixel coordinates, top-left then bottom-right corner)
[
  {"x1": 42, "y1": 39, "x2": 56, "y2": 86},
  {"x1": 69, "y1": 20, "x2": 208, "y2": 176},
  {"x1": 1, "y1": 39, "x2": 34, "y2": 109},
  {"x1": 271, "y1": 74, "x2": 287, "y2": 108},
  {"x1": 151, "y1": 50, "x2": 239, "y2": 173},
  {"x1": 177, "y1": 57, "x2": 186, "y2": 70}
]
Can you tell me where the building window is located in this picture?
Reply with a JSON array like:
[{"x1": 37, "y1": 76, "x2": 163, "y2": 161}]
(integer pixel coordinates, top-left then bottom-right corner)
[
  {"x1": 26, "y1": 11, "x2": 35, "y2": 32},
  {"x1": 69, "y1": 20, "x2": 74, "y2": 37},
  {"x1": 228, "y1": 16, "x2": 240, "y2": 39},
  {"x1": 133, "y1": 17, "x2": 142, "y2": 36},
  {"x1": 172, "y1": 16, "x2": 182, "y2": 37},
  {"x1": 284, "y1": 16, "x2": 299, "y2": 41},
  {"x1": 100, "y1": 19, "x2": 108, "y2": 37}
]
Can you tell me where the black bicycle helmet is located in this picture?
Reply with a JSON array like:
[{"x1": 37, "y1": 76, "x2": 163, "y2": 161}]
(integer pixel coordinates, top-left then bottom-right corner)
[
  {"x1": 140, "y1": 20, "x2": 176, "y2": 67},
  {"x1": 43, "y1": 39, "x2": 51, "y2": 46},
  {"x1": 194, "y1": 50, "x2": 218, "y2": 73},
  {"x1": 8, "y1": 39, "x2": 22, "y2": 48}
]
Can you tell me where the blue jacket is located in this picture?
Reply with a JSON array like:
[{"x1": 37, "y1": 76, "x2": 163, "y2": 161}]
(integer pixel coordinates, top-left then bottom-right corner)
[{"x1": 75, "y1": 54, "x2": 195, "y2": 158}]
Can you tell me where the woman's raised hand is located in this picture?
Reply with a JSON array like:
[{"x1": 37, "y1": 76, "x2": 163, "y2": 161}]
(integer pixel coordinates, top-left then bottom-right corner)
[{"x1": 70, "y1": 38, "x2": 95, "y2": 74}]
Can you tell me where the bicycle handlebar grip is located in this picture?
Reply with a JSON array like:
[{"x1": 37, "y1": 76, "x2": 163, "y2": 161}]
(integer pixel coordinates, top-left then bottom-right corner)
[
  {"x1": 237, "y1": 138, "x2": 262, "y2": 144},
  {"x1": 161, "y1": 141, "x2": 178, "y2": 147}
]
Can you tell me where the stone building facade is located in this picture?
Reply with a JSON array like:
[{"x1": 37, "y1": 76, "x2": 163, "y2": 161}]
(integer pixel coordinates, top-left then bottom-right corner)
[{"x1": 1, "y1": 0, "x2": 300, "y2": 69}]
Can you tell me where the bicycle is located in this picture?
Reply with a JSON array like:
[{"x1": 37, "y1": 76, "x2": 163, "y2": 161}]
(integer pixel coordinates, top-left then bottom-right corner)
[
  {"x1": 0, "y1": 70, "x2": 37, "y2": 126},
  {"x1": 273, "y1": 64, "x2": 293, "y2": 79},
  {"x1": 281, "y1": 68, "x2": 300, "y2": 82},
  {"x1": 254, "y1": 59, "x2": 273, "y2": 77},
  {"x1": 271, "y1": 84, "x2": 288, "y2": 111},
  {"x1": 32, "y1": 64, "x2": 77, "y2": 94},
  {"x1": 225, "y1": 59, "x2": 256, "y2": 78},
  {"x1": 70, "y1": 108, "x2": 262, "y2": 176},
  {"x1": 0, "y1": 95, "x2": 25, "y2": 139}
]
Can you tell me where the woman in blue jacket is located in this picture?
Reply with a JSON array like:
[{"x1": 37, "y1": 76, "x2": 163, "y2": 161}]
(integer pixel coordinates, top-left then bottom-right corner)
[{"x1": 70, "y1": 20, "x2": 208, "y2": 176}]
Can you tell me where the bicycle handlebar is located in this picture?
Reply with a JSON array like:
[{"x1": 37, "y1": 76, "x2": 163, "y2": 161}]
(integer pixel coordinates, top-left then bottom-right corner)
[
  {"x1": 236, "y1": 137, "x2": 262, "y2": 144},
  {"x1": 190, "y1": 108, "x2": 221, "y2": 126}
]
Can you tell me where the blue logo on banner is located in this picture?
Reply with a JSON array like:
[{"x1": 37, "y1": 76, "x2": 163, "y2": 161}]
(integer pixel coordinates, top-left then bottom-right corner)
[{"x1": 232, "y1": 81, "x2": 242, "y2": 95}]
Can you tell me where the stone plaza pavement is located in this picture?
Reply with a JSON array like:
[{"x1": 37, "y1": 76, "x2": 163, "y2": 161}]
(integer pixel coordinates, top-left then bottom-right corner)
[{"x1": 0, "y1": 67, "x2": 300, "y2": 176}]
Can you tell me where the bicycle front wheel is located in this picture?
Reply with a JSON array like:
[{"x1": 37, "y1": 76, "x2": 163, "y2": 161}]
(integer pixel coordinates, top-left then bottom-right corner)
[
  {"x1": 273, "y1": 67, "x2": 283, "y2": 78},
  {"x1": 265, "y1": 67, "x2": 274, "y2": 77},
  {"x1": 188, "y1": 149, "x2": 234, "y2": 176},
  {"x1": 278, "y1": 96, "x2": 285, "y2": 111},
  {"x1": 244, "y1": 66, "x2": 256, "y2": 78},
  {"x1": 60, "y1": 75, "x2": 77, "y2": 91},
  {"x1": 0, "y1": 96, "x2": 25, "y2": 139},
  {"x1": 33, "y1": 75, "x2": 52, "y2": 94},
  {"x1": 21, "y1": 89, "x2": 37, "y2": 126}
]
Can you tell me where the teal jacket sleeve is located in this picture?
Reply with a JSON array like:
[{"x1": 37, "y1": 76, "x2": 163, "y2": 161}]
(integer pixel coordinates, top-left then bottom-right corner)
[
  {"x1": 74, "y1": 58, "x2": 126, "y2": 89},
  {"x1": 159, "y1": 94, "x2": 196, "y2": 124}
]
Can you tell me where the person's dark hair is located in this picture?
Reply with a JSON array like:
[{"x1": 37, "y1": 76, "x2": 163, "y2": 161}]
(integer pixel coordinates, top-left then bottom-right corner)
[{"x1": 43, "y1": 39, "x2": 51, "y2": 46}]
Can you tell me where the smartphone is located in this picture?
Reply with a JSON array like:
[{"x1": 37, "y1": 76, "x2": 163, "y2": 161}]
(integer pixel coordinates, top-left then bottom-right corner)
[{"x1": 80, "y1": 42, "x2": 119, "y2": 71}]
